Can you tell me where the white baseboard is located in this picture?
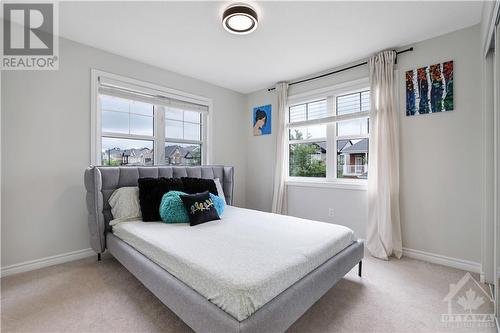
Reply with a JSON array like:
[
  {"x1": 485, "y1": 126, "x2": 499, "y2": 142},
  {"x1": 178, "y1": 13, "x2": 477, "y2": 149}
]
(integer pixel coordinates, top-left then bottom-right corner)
[
  {"x1": 402, "y1": 247, "x2": 481, "y2": 274},
  {"x1": 1, "y1": 248, "x2": 95, "y2": 278}
]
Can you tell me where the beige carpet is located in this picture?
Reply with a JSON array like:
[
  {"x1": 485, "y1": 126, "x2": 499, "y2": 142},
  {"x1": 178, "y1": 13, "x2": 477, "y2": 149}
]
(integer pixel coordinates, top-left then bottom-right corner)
[{"x1": 1, "y1": 253, "x2": 496, "y2": 333}]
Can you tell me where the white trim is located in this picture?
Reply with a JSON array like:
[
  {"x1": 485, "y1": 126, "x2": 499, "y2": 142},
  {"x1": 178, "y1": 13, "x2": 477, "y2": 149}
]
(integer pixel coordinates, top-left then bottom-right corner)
[
  {"x1": 95, "y1": 70, "x2": 212, "y2": 106},
  {"x1": 403, "y1": 247, "x2": 481, "y2": 274},
  {"x1": 288, "y1": 77, "x2": 369, "y2": 104},
  {"x1": 102, "y1": 132, "x2": 155, "y2": 141},
  {"x1": 1, "y1": 248, "x2": 95, "y2": 278},
  {"x1": 288, "y1": 137, "x2": 327, "y2": 145},
  {"x1": 326, "y1": 96, "x2": 336, "y2": 179},
  {"x1": 286, "y1": 178, "x2": 367, "y2": 191},
  {"x1": 492, "y1": 281, "x2": 500, "y2": 333},
  {"x1": 287, "y1": 110, "x2": 369, "y2": 128},
  {"x1": 205, "y1": 100, "x2": 213, "y2": 165},
  {"x1": 90, "y1": 69, "x2": 99, "y2": 165},
  {"x1": 482, "y1": 45, "x2": 496, "y2": 285},
  {"x1": 483, "y1": 0, "x2": 500, "y2": 57},
  {"x1": 164, "y1": 138, "x2": 204, "y2": 145},
  {"x1": 494, "y1": 22, "x2": 500, "y2": 321},
  {"x1": 154, "y1": 105, "x2": 165, "y2": 163}
]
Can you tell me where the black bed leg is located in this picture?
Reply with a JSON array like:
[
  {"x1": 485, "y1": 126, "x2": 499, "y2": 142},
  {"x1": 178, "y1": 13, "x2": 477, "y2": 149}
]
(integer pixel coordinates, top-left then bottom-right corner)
[
  {"x1": 97, "y1": 253, "x2": 102, "y2": 262},
  {"x1": 358, "y1": 260, "x2": 362, "y2": 277}
]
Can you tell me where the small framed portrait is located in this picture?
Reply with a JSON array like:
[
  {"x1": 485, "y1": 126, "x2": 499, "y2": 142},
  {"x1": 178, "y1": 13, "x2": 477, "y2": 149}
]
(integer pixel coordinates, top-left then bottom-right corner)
[{"x1": 253, "y1": 104, "x2": 271, "y2": 136}]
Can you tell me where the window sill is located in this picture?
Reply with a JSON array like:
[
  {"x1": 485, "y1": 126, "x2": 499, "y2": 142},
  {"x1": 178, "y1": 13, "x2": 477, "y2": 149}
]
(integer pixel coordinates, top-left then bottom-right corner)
[{"x1": 286, "y1": 178, "x2": 368, "y2": 191}]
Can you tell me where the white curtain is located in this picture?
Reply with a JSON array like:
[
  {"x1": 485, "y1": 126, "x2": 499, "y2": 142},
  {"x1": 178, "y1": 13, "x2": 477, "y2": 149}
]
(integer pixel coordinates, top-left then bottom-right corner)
[
  {"x1": 366, "y1": 50, "x2": 403, "y2": 260},
  {"x1": 271, "y1": 82, "x2": 289, "y2": 214}
]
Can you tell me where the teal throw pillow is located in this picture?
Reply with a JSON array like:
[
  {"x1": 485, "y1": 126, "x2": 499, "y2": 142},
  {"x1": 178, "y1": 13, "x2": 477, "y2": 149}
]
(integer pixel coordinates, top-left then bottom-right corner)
[
  {"x1": 209, "y1": 193, "x2": 225, "y2": 217},
  {"x1": 159, "y1": 191, "x2": 190, "y2": 223}
]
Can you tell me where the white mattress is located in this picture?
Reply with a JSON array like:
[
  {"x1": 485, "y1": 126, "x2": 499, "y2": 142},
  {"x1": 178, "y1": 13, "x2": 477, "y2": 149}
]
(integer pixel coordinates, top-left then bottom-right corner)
[{"x1": 112, "y1": 206, "x2": 355, "y2": 321}]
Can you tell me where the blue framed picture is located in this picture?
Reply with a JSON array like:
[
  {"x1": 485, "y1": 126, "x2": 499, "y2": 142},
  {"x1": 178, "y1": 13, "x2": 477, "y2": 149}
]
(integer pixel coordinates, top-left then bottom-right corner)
[{"x1": 253, "y1": 104, "x2": 271, "y2": 136}]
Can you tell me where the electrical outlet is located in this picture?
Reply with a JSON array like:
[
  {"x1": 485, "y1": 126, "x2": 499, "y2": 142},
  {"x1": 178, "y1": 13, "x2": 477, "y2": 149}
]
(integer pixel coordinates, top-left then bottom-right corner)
[{"x1": 328, "y1": 208, "x2": 335, "y2": 217}]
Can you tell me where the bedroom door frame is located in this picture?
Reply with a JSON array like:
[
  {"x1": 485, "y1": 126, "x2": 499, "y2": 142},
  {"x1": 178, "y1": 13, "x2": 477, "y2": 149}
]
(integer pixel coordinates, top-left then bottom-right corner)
[
  {"x1": 482, "y1": 1, "x2": 500, "y2": 326},
  {"x1": 493, "y1": 5, "x2": 500, "y2": 325}
]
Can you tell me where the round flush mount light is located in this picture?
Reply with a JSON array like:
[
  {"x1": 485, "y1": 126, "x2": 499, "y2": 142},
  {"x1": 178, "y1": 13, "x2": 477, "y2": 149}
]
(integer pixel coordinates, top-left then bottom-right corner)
[{"x1": 222, "y1": 4, "x2": 258, "y2": 35}]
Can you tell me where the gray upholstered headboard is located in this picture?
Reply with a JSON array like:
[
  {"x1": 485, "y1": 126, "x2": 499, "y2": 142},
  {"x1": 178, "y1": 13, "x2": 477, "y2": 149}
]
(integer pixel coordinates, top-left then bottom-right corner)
[{"x1": 84, "y1": 165, "x2": 234, "y2": 254}]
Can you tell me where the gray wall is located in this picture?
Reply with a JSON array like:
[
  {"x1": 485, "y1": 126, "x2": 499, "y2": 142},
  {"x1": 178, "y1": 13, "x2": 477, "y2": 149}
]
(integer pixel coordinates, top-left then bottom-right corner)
[
  {"x1": 1, "y1": 38, "x2": 247, "y2": 267},
  {"x1": 1, "y1": 24, "x2": 485, "y2": 268},
  {"x1": 398, "y1": 25, "x2": 481, "y2": 262},
  {"x1": 245, "y1": 25, "x2": 482, "y2": 262}
]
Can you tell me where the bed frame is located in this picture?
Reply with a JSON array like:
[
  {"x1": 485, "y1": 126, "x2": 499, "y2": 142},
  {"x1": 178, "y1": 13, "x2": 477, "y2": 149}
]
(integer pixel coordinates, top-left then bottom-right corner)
[{"x1": 84, "y1": 165, "x2": 364, "y2": 333}]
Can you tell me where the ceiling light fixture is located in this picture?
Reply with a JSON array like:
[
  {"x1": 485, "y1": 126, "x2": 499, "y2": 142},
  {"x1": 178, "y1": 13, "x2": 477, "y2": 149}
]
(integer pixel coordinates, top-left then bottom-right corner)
[{"x1": 222, "y1": 4, "x2": 258, "y2": 35}]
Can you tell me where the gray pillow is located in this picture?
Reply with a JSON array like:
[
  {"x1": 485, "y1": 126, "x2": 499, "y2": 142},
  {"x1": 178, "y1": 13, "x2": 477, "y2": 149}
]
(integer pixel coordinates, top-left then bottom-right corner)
[{"x1": 108, "y1": 187, "x2": 141, "y2": 226}]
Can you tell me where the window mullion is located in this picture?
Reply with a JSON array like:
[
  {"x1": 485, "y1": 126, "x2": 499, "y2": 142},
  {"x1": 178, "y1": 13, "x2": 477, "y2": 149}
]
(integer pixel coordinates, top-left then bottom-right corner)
[
  {"x1": 128, "y1": 103, "x2": 131, "y2": 136},
  {"x1": 155, "y1": 105, "x2": 166, "y2": 165},
  {"x1": 202, "y1": 113, "x2": 208, "y2": 165},
  {"x1": 181, "y1": 110, "x2": 185, "y2": 141},
  {"x1": 327, "y1": 96, "x2": 336, "y2": 180},
  {"x1": 336, "y1": 134, "x2": 369, "y2": 141},
  {"x1": 165, "y1": 138, "x2": 203, "y2": 145},
  {"x1": 101, "y1": 132, "x2": 154, "y2": 141}
]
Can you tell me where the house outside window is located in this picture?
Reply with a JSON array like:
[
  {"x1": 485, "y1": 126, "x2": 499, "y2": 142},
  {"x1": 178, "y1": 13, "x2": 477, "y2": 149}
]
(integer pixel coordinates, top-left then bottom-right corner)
[
  {"x1": 287, "y1": 79, "x2": 370, "y2": 183},
  {"x1": 92, "y1": 70, "x2": 210, "y2": 167},
  {"x1": 100, "y1": 95, "x2": 155, "y2": 166},
  {"x1": 336, "y1": 90, "x2": 369, "y2": 179},
  {"x1": 164, "y1": 106, "x2": 203, "y2": 166}
]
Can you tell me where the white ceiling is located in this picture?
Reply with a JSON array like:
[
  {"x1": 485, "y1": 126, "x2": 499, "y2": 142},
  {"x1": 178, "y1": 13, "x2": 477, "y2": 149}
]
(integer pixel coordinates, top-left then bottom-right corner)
[{"x1": 59, "y1": 1, "x2": 483, "y2": 94}]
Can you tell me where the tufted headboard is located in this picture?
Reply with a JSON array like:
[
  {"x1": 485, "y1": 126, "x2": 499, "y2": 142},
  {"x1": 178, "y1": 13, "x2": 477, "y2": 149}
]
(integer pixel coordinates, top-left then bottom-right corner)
[{"x1": 84, "y1": 165, "x2": 234, "y2": 254}]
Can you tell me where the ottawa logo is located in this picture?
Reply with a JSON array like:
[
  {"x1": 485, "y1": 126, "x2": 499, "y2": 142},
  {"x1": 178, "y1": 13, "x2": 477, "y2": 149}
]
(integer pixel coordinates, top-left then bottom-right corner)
[{"x1": 441, "y1": 272, "x2": 495, "y2": 328}]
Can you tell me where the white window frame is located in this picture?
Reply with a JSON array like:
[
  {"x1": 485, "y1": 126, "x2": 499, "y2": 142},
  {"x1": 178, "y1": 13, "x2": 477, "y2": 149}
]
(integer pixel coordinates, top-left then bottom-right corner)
[
  {"x1": 90, "y1": 69, "x2": 213, "y2": 166},
  {"x1": 286, "y1": 78, "x2": 370, "y2": 190}
]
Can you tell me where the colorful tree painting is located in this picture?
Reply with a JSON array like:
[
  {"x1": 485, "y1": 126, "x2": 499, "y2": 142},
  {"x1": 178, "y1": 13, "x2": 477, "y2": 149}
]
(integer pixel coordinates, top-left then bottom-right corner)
[{"x1": 405, "y1": 61, "x2": 454, "y2": 116}]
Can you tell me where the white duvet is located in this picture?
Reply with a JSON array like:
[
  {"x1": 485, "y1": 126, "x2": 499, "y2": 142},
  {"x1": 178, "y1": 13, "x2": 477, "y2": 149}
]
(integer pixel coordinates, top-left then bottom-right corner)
[{"x1": 112, "y1": 205, "x2": 355, "y2": 321}]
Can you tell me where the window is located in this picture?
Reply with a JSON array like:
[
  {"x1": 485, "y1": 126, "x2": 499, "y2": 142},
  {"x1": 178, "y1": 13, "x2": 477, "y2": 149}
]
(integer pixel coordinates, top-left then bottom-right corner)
[
  {"x1": 100, "y1": 95, "x2": 155, "y2": 166},
  {"x1": 288, "y1": 100, "x2": 328, "y2": 177},
  {"x1": 165, "y1": 107, "x2": 203, "y2": 166},
  {"x1": 336, "y1": 91, "x2": 369, "y2": 180},
  {"x1": 92, "y1": 70, "x2": 209, "y2": 166},
  {"x1": 287, "y1": 82, "x2": 369, "y2": 182}
]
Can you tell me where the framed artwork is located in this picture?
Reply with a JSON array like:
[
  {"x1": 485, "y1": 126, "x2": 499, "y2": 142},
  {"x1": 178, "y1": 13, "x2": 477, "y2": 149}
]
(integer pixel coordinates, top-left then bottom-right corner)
[
  {"x1": 253, "y1": 104, "x2": 271, "y2": 136},
  {"x1": 405, "y1": 60, "x2": 454, "y2": 116}
]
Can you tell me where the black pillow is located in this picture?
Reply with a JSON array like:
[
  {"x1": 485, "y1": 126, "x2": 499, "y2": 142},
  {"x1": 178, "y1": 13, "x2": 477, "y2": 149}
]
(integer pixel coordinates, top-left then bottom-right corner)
[
  {"x1": 180, "y1": 191, "x2": 220, "y2": 226},
  {"x1": 138, "y1": 177, "x2": 184, "y2": 221},
  {"x1": 181, "y1": 177, "x2": 218, "y2": 196}
]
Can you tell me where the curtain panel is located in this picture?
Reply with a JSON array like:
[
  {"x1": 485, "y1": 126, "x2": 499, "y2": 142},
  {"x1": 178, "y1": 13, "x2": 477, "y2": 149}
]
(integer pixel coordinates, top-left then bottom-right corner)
[
  {"x1": 271, "y1": 82, "x2": 289, "y2": 214},
  {"x1": 366, "y1": 50, "x2": 403, "y2": 260}
]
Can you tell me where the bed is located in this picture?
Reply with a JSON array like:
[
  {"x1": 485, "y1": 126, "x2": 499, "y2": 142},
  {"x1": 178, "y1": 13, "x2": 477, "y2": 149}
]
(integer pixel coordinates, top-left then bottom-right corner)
[{"x1": 84, "y1": 165, "x2": 364, "y2": 333}]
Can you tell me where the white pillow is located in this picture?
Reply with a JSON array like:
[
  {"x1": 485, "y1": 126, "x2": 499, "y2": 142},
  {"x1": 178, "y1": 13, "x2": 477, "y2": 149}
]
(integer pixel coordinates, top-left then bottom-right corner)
[
  {"x1": 108, "y1": 186, "x2": 141, "y2": 226},
  {"x1": 214, "y1": 178, "x2": 227, "y2": 205}
]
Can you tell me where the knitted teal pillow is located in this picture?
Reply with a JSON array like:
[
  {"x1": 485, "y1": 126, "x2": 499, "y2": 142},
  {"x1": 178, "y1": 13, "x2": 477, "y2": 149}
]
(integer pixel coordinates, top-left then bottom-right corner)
[{"x1": 159, "y1": 191, "x2": 190, "y2": 223}]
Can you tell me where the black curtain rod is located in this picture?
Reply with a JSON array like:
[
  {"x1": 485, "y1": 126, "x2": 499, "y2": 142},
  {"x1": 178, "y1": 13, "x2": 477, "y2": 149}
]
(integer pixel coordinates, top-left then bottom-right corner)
[{"x1": 267, "y1": 47, "x2": 414, "y2": 92}]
